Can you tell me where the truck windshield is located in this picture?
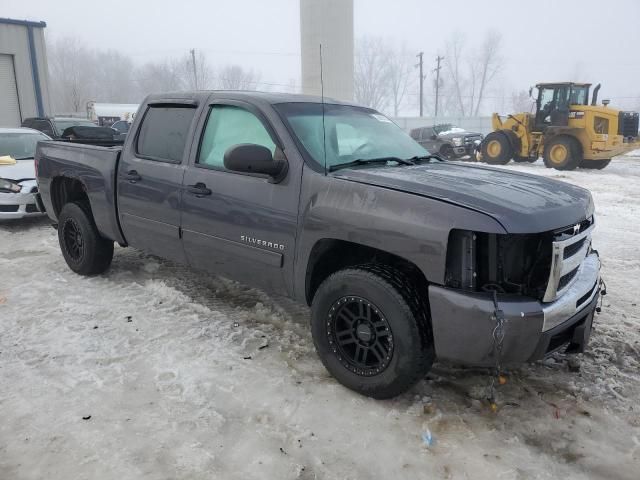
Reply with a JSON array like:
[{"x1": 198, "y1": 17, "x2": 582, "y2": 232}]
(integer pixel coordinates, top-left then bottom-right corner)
[
  {"x1": 0, "y1": 131, "x2": 49, "y2": 160},
  {"x1": 275, "y1": 103, "x2": 427, "y2": 171}
]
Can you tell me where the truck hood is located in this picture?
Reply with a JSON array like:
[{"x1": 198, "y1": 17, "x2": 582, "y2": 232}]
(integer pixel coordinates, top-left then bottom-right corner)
[
  {"x1": 439, "y1": 130, "x2": 482, "y2": 139},
  {"x1": 332, "y1": 163, "x2": 594, "y2": 233},
  {"x1": 0, "y1": 159, "x2": 36, "y2": 182}
]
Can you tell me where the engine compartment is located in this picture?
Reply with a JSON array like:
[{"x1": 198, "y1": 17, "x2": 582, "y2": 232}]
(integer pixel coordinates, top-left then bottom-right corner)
[{"x1": 445, "y1": 229, "x2": 553, "y2": 300}]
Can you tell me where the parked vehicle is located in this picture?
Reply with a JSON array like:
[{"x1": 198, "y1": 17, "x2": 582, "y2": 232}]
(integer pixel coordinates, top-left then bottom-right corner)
[
  {"x1": 410, "y1": 124, "x2": 483, "y2": 159},
  {"x1": 22, "y1": 117, "x2": 98, "y2": 139},
  {"x1": 36, "y1": 92, "x2": 601, "y2": 399},
  {"x1": 0, "y1": 127, "x2": 49, "y2": 219}
]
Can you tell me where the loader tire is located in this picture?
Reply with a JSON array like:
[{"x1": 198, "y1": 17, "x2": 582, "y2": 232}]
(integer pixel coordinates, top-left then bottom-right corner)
[
  {"x1": 580, "y1": 159, "x2": 611, "y2": 170},
  {"x1": 543, "y1": 136, "x2": 581, "y2": 171},
  {"x1": 481, "y1": 132, "x2": 513, "y2": 165},
  {"x1": 514, "y1": 156, "x2": 537, "y2": 163}
]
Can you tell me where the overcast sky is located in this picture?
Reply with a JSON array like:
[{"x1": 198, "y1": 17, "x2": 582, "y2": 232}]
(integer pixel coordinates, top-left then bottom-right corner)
[{"x1": 5, "y1": 0, "x2": 640, "y2": 112}]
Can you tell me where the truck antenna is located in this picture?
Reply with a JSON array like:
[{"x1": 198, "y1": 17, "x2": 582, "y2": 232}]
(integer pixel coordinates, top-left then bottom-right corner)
[{"x1": 320, "y1": 44, "x2": 327, "y2": 176}]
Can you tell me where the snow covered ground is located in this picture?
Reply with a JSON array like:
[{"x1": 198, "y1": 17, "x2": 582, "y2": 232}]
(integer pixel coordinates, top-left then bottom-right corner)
[{"x1": 1, "y1": 156, "x2": 639, "y2": 480}]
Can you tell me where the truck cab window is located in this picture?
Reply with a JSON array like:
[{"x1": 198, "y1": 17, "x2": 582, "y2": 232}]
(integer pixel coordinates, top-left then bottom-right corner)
[
  {"x1": 198, "y1": 105, "x2": 276, "y2": 169},
  {"x1": 137, "y1": 106, "x2": 196, "y2": 162}
]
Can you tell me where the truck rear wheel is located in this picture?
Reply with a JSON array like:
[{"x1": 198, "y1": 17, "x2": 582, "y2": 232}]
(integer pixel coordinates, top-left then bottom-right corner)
[
  {"x1": 580, "y1": 159, "x2": 611, "y2": 170},
  {"x1": 310, "y1": 265, "x2": 434, "y2": 399},
  {"x1": 58, "y1": 201, "x2": 114, "y2": 276},
  {"x1": 543, "y1": 136, "x2": 581, "y2": 170},
  {"x1": 481, "y1": 132, "x2": 513, "y2": 165}
]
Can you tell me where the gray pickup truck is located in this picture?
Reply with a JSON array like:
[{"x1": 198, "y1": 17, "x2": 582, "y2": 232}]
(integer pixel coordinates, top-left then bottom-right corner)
[{"x1": 36, "y1": 91, "x2": 602, "y2": 399}]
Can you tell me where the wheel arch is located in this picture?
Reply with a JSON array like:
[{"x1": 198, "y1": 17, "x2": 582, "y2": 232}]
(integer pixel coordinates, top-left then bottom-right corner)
[
  {"x1": 304, "y1": 238, "x2": 430, "y2": 307},
  {"x1": 50, "y1": 176, "x2": 91, "y2": 220}
]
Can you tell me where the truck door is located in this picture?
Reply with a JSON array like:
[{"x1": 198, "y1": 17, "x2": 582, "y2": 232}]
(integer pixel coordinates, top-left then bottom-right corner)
[
  {"x1": 180, "y1": 100, "x2": 300, "y2": 295},
  {"x1": 117, "y1": 101, "x2": 198, "y2": 263}
]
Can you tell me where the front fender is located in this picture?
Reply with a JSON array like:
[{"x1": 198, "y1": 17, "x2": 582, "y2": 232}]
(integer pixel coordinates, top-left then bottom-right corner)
[{"x1": 293, "y1": 171, "x2": 506, "y2": 302}]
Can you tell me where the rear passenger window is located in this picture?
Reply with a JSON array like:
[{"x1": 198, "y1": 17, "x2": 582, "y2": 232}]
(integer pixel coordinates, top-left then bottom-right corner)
[{"x1": 136, "y1": 106, "x2": 196, "y2": 162}]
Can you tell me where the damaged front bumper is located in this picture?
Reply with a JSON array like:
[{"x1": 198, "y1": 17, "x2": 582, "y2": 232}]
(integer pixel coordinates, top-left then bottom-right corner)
[
  {"x1": 428, "y1": 252, "x2": 601, "y2": 366},
  {"x1": 0, "y1": 181, "x2": 44, "y2": 220}
]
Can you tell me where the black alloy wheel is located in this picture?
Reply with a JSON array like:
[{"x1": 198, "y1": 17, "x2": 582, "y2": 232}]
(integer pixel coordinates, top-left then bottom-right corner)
[
  {"x1": 328, "y1": 296, "x2": 394, "y2": 376},
  {"x1": 311, "y1": 266, "x2": 434, "y2": 399},
  {"x1": 57, "y1": 201, "x2": 114, "y2": 275},
  {"x1": 62, "y1": 217, "x2": 86, "y2": 263}
]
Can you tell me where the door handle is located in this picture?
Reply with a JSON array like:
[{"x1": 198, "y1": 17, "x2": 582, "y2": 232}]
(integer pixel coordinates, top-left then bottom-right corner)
[
  {"x1": 186, "y1": 183, "x2": 212, "y2": 196},
  {"x1": 122, "y1": 170, "x2": 141, "y2": 183}
]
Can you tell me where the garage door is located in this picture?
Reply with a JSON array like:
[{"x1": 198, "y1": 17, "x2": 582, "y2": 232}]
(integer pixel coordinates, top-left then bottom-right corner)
[{"x1": 0, "y1": 54, "x2": 21, "y2": 127}]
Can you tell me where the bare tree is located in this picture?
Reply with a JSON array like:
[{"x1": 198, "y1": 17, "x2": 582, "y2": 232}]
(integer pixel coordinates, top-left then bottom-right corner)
[
  {"x1": 472, "y1": 31, "x2": 502, "y2": 116},
  {"x1": 218, "y1": 65, "x2": 261, "y2": 90},
  {"x1": 48, "y1": 37, "x2": 95, "y2": 113},
  {"x1": 135, "y1": 60, "x2": 185, "y2": 96},
  {"x1": 94, "y1": 50, "x2": 137, "y2": 103},
  {"x1": 511, "y1": 89, "x2": 534, "y2": 113},
  {"x1": 444, "y1": 33, "x2": 468, "y2": 117},
  {"x1": 182, "y1": 50, "x2": 214, "y2": 90},
  {"x1": 354, "y1": 36, "x2": 391, "y2": 112},
  {"x1": 386, "y1": 43, "x2": 414, "y2": 117},
  {"x1": 440, "y1": 31, "x2": 503, "y2": 117}
]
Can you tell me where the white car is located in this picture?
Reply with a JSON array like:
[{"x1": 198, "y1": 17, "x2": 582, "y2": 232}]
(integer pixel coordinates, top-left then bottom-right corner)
[{"x1": 0, "y1": 127, "x2": 51, "y2": 220}]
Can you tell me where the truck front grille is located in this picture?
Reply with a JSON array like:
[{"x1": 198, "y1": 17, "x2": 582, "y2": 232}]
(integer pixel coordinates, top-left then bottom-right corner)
[
  {"x1": 558, "y1": 267, "x2": 579, "y2": 291},
  {"x1": 543, "y1": 216, "x2": 594, "y2": 303}
]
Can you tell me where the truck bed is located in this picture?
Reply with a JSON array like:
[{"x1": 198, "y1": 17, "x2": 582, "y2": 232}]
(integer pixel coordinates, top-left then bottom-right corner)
[{"x1": 36, "y1": 141, "x2": 126, "y2": 245}]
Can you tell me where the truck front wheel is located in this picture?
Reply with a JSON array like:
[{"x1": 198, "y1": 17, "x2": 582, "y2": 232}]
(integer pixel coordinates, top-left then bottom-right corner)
[
  {"x1": 58, "y1": 201, "x2": 114, "y2": 276},
  {"x1": 311, "y1": 266, "x2": 434, "y2": 399}
]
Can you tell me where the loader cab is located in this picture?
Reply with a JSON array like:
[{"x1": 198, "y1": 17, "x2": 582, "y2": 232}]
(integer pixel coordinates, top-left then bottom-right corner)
[{"x1": 533, "y1": 82, "x2": 591, "y2": 131}]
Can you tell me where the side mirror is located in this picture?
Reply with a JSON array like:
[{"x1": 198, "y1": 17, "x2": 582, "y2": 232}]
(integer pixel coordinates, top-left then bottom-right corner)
[
  {"x1": 224, "y1": 144, "x2": 287, "y2": 181},
  {"x1": 431, "y1": 134, "x2": 438, "y2": 140},
  {"x1": 528, "y1": 87, "x2": 533, "y2": 98}
]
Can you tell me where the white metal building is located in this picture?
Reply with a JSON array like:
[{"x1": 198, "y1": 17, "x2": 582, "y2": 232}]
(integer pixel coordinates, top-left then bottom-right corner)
[
  {"x1": 300, "y1": 0, "x2": 354, "y2": 102},
  {"x1": 0, "y1": 18, "x2": 52, "y2": 127}
]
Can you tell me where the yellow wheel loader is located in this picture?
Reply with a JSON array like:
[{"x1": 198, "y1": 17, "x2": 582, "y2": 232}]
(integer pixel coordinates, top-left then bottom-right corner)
[{"x1": 479, "y1": 82, "x2": 640, "y2": 170}]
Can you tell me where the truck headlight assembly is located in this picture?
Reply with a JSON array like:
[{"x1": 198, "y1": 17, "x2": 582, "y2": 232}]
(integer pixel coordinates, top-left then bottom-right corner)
[
  {"x1": 452, "y1": 137, "x2": 463, "y2": 147},
  {"x1": 445, "y1": 229, "x2": 553, "y2": 299},
  {"x1": 0, "y1": 178, "x2": 22, "y2": 193}
]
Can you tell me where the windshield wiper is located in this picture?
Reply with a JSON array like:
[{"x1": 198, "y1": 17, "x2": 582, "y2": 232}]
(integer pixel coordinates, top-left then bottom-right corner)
[
  {"x1": 14, "y1": 156, "x2": 34, "y2": 160},
  {"x1": 329, "y1": 156, "x2": 415, "y2": 172}
]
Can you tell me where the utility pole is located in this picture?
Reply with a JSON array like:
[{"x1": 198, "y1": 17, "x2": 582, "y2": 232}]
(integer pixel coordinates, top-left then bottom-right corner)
[
  {"x1": 433, "y1": 55, "x2": 444, "y2": 117},
  {"x1": 190, "y1": 49, "x2": 198, "y2": 90},
  {"x1": 416, "y1": 52, "x2": 424, "y2": 116}
]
